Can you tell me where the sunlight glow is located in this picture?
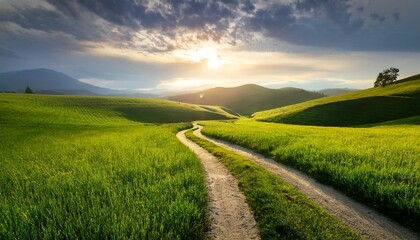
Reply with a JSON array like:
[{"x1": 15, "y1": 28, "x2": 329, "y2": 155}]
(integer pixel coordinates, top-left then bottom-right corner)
[
  {"x1": 157, "y1": 78, "x2": 213, "y2": 91},
  {"x1": 207, "y1": 58, "x2": 221, "y2": 69},
  {"x1": 190, "y1": 47, "x2": 222, "y2": 69}
]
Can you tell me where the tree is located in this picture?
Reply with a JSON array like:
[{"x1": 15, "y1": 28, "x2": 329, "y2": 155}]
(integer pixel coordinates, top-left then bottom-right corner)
[
  {"x1": 25, "y1": 86, "x2": 33, "y2": 94},
  {"x1": 374, "y1": 68, "x2": 399, "y2": 87}
]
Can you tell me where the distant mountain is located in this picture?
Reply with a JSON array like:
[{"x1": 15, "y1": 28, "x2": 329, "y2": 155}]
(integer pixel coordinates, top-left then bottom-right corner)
[
  {"x1": 317, "y1": 88, "x2": 357, "y2": 96},
  {"x1": 253, "y1": 74, "x2": 420, "y2": 126},
  {"x1": 168, "y1": 84, "x2": 325, "y2": 115},
  {"x1": 0, "y1": 68, "x2": 112, "y2": 95},
  {"x1": 0, "y1": 68, "x2": 156, "y2": 97},
  {"x1": 35, "y1": 89, "x2": 98, "y2": 95}
]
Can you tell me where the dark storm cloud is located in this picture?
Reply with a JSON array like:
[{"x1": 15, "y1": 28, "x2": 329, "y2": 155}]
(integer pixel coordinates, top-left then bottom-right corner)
[
  {"x1": 45, "y1": 0, "x2": 242, "y2": 42},
  {"x1": 246, "y1": 0, "x2": 419, "y2": 51},
  {"x1": 248, "y1": 3, "x2": 295, "y2": 34},
  {"x1": 247, "y1": 0, "x2": 365, "y2": 49},
  {"x1": 393, "y1": 13, "x2": 400, "y2": 22},
  {"x1": 294, "y1": 0, "x2": 362, "y2": 32},
  {"x1": 0, "y1": 0, "x2": 246, "y2": 53},
  {"x1": 370, "y1": 13, "x2": 387, "y2": 23}
]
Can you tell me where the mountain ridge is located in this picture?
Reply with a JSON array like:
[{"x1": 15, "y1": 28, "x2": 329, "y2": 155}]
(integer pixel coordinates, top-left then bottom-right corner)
[
  {"x1": 0, "y1": 68, "x2": 154, "y2": 96},
  {"x1": 0, "y1": 68, "x2": 114, "y2": 94}
]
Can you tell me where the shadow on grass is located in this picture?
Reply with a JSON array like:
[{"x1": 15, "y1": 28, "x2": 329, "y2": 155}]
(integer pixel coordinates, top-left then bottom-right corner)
[{"x1": 279, "y1": 96, "x2": 420, "y2": 126}]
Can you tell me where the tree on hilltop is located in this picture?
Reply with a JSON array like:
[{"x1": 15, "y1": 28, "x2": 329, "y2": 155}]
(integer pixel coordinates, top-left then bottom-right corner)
[
  {"x1": 25, "y1": 86, "x2": 33, "y2": 94},
  {"x1": 374, "y1": 68, "x2": 399, "y2": 87}
]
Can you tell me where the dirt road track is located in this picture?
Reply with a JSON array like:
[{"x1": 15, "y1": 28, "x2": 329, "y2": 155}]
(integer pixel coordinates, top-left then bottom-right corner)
[
  {"x1": 193, "y1": 123, "x2": 418, "y2": 240},
  {"x1": 176, "y1": 129, "x2": 260, "y2": 240}
]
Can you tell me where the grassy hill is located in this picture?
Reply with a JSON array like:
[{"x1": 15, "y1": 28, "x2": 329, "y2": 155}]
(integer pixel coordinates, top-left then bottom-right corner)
[
  {"x1": 253, "y1": 75, "x2": 420, "y2": 126},
  {"x1": 317, "y1": 88, "x2": 356, "y2": 96},
  {"x1": 0, "y1": 94, "x2": 236, "y2": 125},
  {"x1": 371, "y1": 115, "x2": 420, "y2": 126},
  {"x1": 198, "y1": 119, "x2": 420, "y2": 231},
  {"x1": 0, "y1": 93, "x2": 238, "y2": 238},
  {"x1": 168, "y1": 84, "x2": 324, "y2": 116}
]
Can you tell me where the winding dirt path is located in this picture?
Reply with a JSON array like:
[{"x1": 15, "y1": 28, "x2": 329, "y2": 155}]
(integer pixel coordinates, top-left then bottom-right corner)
[
  {"x1": 176, "y1": 129, "x2": 260, "y2": 240},
  {"x1": 193, "y1": 123, "x2": 418, "y2": 240}
]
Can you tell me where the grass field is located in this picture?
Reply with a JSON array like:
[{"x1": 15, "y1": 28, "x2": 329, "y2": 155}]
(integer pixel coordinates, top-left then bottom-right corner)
[
  {"x1": 0, "y1": 93, "x2": 237, "y2": 239},
  {"x1": 2, "y1": 91, "x2": 418, "y2": 237},
  {"x1": 253, "y1": 75, "x2": 420, "y2": 126},
  {"x1": 185, "y1": 129, "x2": 360, "y2": 239},
  {"x1": 199, "y1": 119, "x2": 420, "y2": 231},
  {"x1": 0, "y1": 94, "x2": 235, "y2": 125}
]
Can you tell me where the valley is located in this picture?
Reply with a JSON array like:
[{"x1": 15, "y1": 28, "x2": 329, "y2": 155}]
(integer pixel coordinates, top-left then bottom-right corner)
[{"x1": 1, "y1": 74, "x2": 419, "y2": 239}]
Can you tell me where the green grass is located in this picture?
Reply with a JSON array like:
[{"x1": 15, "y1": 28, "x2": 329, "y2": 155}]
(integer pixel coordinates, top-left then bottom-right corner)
[
  {"x1": 0, "y1": 93, "x2": 237, "y2": 239},
  {"x1": 199, "y1": 119, "x2": 420, "y2": 231},
  {"x1": 0, "y1": 93, "x2": 236, "y2": 125},
  {"x1": 253, "y1": 75, "x2": 420, "y2": 126},
  {"x1": 185, "y1": 129, "x2": 360, "y2": 239}
]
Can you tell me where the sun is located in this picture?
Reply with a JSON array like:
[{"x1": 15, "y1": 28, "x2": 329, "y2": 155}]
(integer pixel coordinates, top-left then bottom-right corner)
[
  {"x1": 190, "y1": 47, "x2": 223, "y2": 69},
  {"x1": 206, "y1": 57, "x2": 221, "y2": 69}
]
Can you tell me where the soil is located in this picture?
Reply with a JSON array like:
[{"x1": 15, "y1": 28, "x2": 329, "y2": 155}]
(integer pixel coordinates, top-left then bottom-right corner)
[{"x1": 176, "y1": 128, "x2": 260, "y2": 240}]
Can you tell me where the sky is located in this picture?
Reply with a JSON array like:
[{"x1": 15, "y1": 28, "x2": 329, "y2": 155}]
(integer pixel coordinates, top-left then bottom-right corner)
[{"x1": 0, "y1": 0, "x2": 419, "y2": 92}]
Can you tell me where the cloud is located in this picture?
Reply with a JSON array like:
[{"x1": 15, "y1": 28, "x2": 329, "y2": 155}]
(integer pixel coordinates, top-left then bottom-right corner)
[
  {"x1": 1, "y1": 0, "x2": 419, "y2": 53},
  {"x1": 0, "y1": 0, "x2": 249, "y2": 53},
  {"x1": 294, "y1": 0, "x2": 362, "y2": 32},
  {"x1": 78, "y1": 78, "x2": 116, "y2": 88},
  {"x1": 247, "y1": 0, "x2": 366, "y2": 49},
  {"x1": 393, "y1": 13, "x2": 400, "y2": 22},
  {"x1": 246, "y1": 0, "x2": 420, "y2": 51},
  {"x1": 157, "y1": 77, "x2": 214, "y2": 91},
  {"x1": 248, "y1": 3, "x2": 295, "y2": 36},
  {"x1": 369, "y1": 13, "x2": 387, "y2": 23},
  {"x1": 44, "y1": 0, "x2": 244, "y2": 46}
]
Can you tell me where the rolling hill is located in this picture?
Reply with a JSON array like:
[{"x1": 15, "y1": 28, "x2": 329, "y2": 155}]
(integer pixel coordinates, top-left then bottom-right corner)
[
  {"x1": 1, "y1": 92, "x2": 224, "y2": 238},
  {"x1": 0, "y1": 94, "x2": 236, "y2": 124},
  {"x1": 317, "y1": 88, "x2": 357, "y2": 96},
  {"x1": 253, "y1": 74, "x2": 420, "y2": 126},
  {"x1": 168, "y1": 84, "x2": 325, "y2": 116}
]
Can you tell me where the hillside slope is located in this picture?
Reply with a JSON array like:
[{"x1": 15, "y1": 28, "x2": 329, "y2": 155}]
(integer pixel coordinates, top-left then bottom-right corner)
[
  {"x1": 0, "y1": 95, "x2": 213, "y2": 238},
  {"x1": 0, "y1": 94, "x2": 236, "y2": 124},
  {"x1": 317, "y1": 88, "x2": 356, "y2": 96},
  {"x1": 253, "y1": 75, "x2": 420, "y2": 126},
  {"x1": 168, "y1": 84, "x2": 324, "y2": 116}
]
